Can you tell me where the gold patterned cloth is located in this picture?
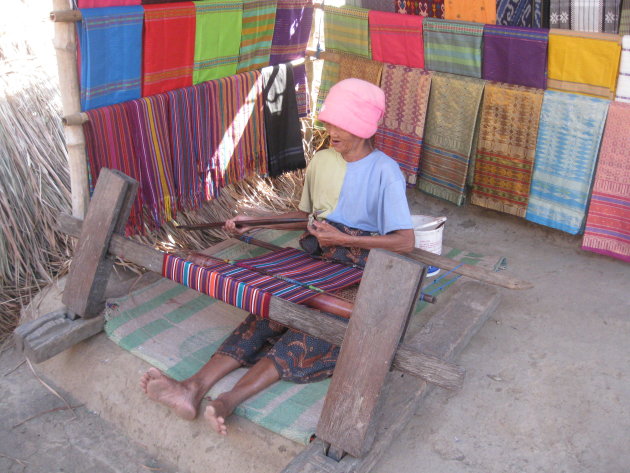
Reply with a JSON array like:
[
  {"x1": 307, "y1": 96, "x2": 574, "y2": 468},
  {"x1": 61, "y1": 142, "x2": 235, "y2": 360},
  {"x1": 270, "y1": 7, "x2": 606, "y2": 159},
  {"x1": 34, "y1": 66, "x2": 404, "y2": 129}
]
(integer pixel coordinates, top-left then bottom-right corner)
[{"x1": 338, "y1": 53, "x2": 383, "y2": 85}]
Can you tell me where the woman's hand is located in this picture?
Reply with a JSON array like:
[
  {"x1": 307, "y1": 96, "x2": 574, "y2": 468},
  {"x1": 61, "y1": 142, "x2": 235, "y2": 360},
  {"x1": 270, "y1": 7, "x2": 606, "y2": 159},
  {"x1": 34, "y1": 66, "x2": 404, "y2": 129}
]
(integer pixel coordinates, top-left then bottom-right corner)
[
  {"x1": 224, "y1": 215, "x2": 257, "y2": 235},
  {"x1": 308, "y1": 220, "x2": 348, "y2": 247}
]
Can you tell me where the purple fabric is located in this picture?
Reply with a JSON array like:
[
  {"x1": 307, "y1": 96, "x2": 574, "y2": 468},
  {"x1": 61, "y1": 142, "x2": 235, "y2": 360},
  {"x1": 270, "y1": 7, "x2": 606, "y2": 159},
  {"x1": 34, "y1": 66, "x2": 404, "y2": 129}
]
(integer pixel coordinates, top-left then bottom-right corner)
[{"x1": 482, "y1": 25, "x2": 549, "y2": 89}]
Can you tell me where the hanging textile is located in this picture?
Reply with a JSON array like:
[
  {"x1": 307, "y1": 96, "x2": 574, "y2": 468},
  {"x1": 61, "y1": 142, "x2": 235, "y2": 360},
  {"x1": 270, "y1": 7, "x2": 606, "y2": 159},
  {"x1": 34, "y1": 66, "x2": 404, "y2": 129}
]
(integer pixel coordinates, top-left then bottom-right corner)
[
  {"x1": 205, "y1": 71, "x2": 268, "y2": 199},
  {"x1": 337, "y1": 53, "x2": 383, "y2": 84},
  {"x1": 470, "y1": 83, "x2": 544, "y2": 218},
  {"x1": 261, "y1": 64, "x2": 306, "y2": 177},
  {"x1": 526, "y1": 90, "x2": 610, "y2": 235},
  {"x1": 192, "y1": 0, "x2": 243, "y2": 84},
  {"x1": 443, "y1": 0, "x2": 496, "y2": 23},
  {"x1": 355, "y1": 0, "x2": 396, "y2": 12},
  {"x1": 615, "y1": 35, "x2": 630, "y2": 102},
  {"x1": 78, "y1": 6, "x2": 144, "y2": 111},
  {"x1": 78, "y1": 0, "x2": 140, "y2": 6},
  {"x1": 621, "y1": 1, "x2": 630, "y2": 34},
  {"x1": 396, "y1": 0, "x2": 444, "y2": 17},
  {"x1": 496, "y1": 0, "x2": 534, "y2": 26},
  {"x1": 315, "y1": 58, "x2": 341, "y2": 116},
  {"x1": 369, "y1": 10, "x2": 424, "y2": 69},
  {"x1": 416, "y1": 73, "x2": 485, "y2": 205},
  {"x1": 269, "y1": 0, "x2": 314, "y2": 117},
  {"x1": 549, "y1": 0, "x2": 570, "y2": 28},
  {"x1": 323, "y1": 5, "x2": 371, "y2": 58},
  {"x1": 236, "y1": 0, "x2": 278, "y2": 73},
  {"x1": 83, "y1": 104, "x2": 145, "y2": 235},
  {"x1": 125, "y1": 94, "x2": 178, "y2": 228},
  {"x1": 482, "y1": 25, "x2": 548, "y2": 89},
  {"x1": 374, "y1": 65, "x2": 432, "y2": 184},
  {"x1": 142, "y1": 0, "x2": 190, "y2": 3},
  {"x1": 162, "y1": 248, "x2": 363, "y2": 319},
  {"x1": 142, "y1": 2, "x2": 196, "y2": 96},
  {"x1": 167, "y1": 83, "x2": 211, "y2": 211},
  {"x1": 581, "y1": 101, "x2": 630, "y2": 262},
  {"x1": 538, "y1": 0, "x2": 550, "y2": 27},
  {"x1": 423, "y1": 18, "x2": 484, "y2": 78},
  {"x1": 550, "y1": 0, "x2": 622, "y2": 32},
  {"x1": 547, "y1": 30, "x2": 621, "y2": 99}
]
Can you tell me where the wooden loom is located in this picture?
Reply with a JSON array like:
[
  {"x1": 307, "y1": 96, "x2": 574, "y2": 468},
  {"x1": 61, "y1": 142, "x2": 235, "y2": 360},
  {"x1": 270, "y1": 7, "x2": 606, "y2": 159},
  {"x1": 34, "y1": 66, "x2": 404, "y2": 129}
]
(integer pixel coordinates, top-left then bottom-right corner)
[{"x1": 15, "y1": 169, "x2": 531, "y2": 472}]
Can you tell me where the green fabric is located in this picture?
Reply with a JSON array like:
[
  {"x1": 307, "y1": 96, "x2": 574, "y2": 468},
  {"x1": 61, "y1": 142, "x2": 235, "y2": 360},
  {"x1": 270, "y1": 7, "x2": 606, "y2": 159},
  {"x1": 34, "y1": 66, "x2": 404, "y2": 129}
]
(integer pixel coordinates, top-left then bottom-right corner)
[
  {"x1": 323, "y1": 5, "x2": 371, "y2": 58},
  {"x1": 193, "y1": 0, "x2": 243, "y2": 84},
  {"x1": 315, "y1": 59, "x2": 340, "y2": 116},
  {"x1": 236, "y1": 0, "x2": 278, "y2": 72}
]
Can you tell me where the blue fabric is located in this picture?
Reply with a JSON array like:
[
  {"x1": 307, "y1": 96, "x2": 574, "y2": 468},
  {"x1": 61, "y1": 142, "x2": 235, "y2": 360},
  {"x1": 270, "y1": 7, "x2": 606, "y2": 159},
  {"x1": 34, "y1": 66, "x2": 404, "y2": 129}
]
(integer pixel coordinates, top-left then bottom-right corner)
[
  {"x1": 78, "y1": 6, "x2": 144, "y2": 111},
  {"x1": 327, "y1": 150, "x2": 413, "y2": 235},
  {"x1": 525, "y1": 91, "x2": 610, "y2": 235}
]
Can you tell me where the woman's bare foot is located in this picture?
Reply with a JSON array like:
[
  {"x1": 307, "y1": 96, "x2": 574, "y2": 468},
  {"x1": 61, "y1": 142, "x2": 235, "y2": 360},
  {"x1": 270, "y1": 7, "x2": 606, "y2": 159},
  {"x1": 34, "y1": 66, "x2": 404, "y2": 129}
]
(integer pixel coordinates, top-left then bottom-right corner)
[
  {"x1": 140, "y1": 368, "x2": 199, "y2": 420},
  {"x1": 204, "y1": 399, "x2": 233, "y2": 435}
]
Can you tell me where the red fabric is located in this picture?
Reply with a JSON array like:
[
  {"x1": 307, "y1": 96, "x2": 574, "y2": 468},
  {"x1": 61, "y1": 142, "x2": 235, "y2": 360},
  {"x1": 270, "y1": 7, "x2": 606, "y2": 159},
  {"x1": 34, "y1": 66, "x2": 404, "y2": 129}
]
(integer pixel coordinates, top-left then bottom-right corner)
[
  {"x1": 369, "y1": 10, "x2": 424, "y2": 69},
  {"x1": 142, "y1": 2, "x2": 196, "y2": 96},
  {"x1": 77, "y1": 0, "x2": 141, "y2": 6}
]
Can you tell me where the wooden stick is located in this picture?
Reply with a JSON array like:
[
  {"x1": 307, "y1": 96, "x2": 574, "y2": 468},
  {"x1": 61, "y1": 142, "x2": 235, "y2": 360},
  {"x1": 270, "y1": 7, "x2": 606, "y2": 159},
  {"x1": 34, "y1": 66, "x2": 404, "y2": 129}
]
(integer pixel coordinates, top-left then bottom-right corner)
[
  {"x1": 50, "y1": 9, "x2": 82, "y2": 22},
  {"x1": 62, "y1": 112, "x2": 89, "y2": 126},
  {"x1": 176, "y1": 217, "x2": 309, "y2": 231}
]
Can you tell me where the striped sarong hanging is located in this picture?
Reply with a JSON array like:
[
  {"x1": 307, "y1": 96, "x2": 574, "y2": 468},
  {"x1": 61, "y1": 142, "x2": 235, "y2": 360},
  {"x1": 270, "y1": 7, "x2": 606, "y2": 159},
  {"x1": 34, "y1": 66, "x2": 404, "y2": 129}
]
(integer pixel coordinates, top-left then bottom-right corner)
[
  {"x1": 369, "y1": 10, "x2": 424, "y2": 69},
  {"x1": 315, "y1": 58, "x2": 341, "y2": 116},
  {"x1": 526, "y1": 90, "x2": 610, "y2": 235},
  {"x1": 125, "y1": 94, "x2": 178, "y2": 228},
  {"x1": 547, "y1": 30, "x2": 621, "y2": 99},
  {"x1": 470, "y1": 83, "x2": 544, "y2": 218},
  {"x1": 375, "y1": 64, "x2": 432, "y2": 184},
  {"x1": 581, "y1": 101, "x2": 630, "y2": 262},
  {"x1": 621, "y1": 1, "x2": 630, "y2": 34},
  {"x1": 496, "y1": 0, "x2": 535, "y2": 27},
  {"x1": 397, "y1": 0, "x2": 444, "y2": 17},
  {"x1": 323, "y1": 5, "x2": 371, "y2": 58},
  {"x1": 423, "y1": 18, "x2": 484, "y2": 78},
  {"x1": 615, "y1": 35, "x2": 630, "y2": 102},
  {"x1": 162, "y1": 248, "x2": 363, "y2": 318},
  {"x1": 142, "y1": 2, "x2": 196, "y2": 96},
  {"x1": 83, "y1": 104, "x2": 145, "y2": 235},
  {"x1": 443, "y1": 0, "x2": 496, "y2": 23},
  {"x1": 78, "y1": 6, "x2": 144, "y2": 111},
  {"x1": 550, "y1": 0, "x2": 622, "y2": 33},
  {"x1": 482, "y1": 25, "x2": 548, "y2": 89},
  {"x1": 269, "y1": 0, "x2": 314, "y2": 117},
  {"x1": 236, "y1": 0, "x2": 278, "y2": 73},
  {"x1": 78, "y1": 0, "x2": 140, "y2": 6},
  {"x1": 193, "y1": 0, "x2": 243, "y2": 84},
  {"x1": 416, "y1": 72, "x2": 485, "y2": 206}
]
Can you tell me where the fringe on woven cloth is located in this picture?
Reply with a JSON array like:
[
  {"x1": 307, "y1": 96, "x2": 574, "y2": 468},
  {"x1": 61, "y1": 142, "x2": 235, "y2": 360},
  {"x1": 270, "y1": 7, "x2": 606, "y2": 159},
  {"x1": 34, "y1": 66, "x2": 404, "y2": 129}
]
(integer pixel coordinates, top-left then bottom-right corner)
[
  {"x1": 417, "y1": 180, "x2": 466, "y2": 206},
  {"x1": 469, "y1": 193, "x2": 527, "y2": 218}
]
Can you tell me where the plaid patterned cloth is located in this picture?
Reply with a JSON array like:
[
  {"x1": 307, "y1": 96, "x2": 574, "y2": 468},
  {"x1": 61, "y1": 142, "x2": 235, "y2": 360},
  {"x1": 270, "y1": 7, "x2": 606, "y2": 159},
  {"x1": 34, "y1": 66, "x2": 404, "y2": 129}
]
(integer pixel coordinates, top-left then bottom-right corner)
[
  {"x1": 369, "y1": 10, "x2": 425, "y2": 69},
  {"x1": 236, "y1": 0, "x2": 278, "y2": 73},
  {"x1": 323, "y1": 5, "x2": 371, "y2": 58}
]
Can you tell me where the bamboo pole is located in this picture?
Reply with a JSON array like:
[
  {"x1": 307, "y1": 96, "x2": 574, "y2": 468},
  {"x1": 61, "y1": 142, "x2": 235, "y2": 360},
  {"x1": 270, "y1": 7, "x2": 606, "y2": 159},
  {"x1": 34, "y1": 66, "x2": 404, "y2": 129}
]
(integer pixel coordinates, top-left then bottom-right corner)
[
  {"x1": 62, "y1": 112, "x2": 88, "y2": 126},
  {"x1": 52, "y1": 0, "x2": 89, "y2": 218},
  {"x1": 50, "y1": 10, "x2": 82, "y2": 22}
]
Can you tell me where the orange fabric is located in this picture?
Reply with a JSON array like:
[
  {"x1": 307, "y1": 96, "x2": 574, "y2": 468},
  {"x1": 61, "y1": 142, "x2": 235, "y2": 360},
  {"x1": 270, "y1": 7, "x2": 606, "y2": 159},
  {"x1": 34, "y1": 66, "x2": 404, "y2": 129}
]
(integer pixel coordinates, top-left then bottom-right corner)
[{"x1": 444, "y1": 0, "x2": 496, "y2": 24}]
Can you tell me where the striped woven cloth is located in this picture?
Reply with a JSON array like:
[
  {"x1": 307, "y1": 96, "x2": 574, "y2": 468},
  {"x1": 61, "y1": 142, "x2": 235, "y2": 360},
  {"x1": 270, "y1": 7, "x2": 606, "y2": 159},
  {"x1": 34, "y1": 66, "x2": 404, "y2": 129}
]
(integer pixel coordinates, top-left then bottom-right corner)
[
  {"x1": 83, "y1": 104, "x2": 145, "y2": 235},
  {"x1": 125, "y1": 94, "x2": 178, "y2": 228},
  {"x1": 323, "y1": 5, "x2": 371, "y2": 58},
  {"x1": 621, "y1": 1, "x2": 630, "y2": 34},
  {"x1": 375, "y1": 64, "x2": 432, "y2": 184},
  {"x1": 416, "y1": 72, "x2": 485, "y2": 205},
  {"x1": 205, "y1": 71, "x2": 268, "y2": 199},
  {"x1": 496, "y1": 0, "x2": 536, "y2": 26},
  {"x1": 526, "y1": 90, "x2": 610, "y2": 234},
  {"x1": 547, "y1": 29, "x2": 621, "y2": 99},
  {"x1": 423, "y1": 18, "x2": 484, "y2": 78},
  {"x1": 193, "y1": 0, "x2": 243, "y2": 84},
  {"x1": 550, "y1": 0, "x2": 622, "y2": 33},
  {"x1": 236, "y1": 0, "x2": 278, "y2": 73},
  {"x1": 78, "y1": 0, "x2": 140, "y2": 6},
  {"x1": 482, "y1": 25, "x2": 548, "y2": 89},
  {"x1": 162, "y1": 248, "x2": 363, "y2": 318},
  {"x1": 78, "y1": 6, "x2": 144, "y2": 111},
  {"x1": 443, "y1": 0, "x2": 496, "y2": 23},
  {"x1": 615, "y1": 35, "x2": 630, "y2": 102},
  {"x1": 397, "y1": 0, "x2": 444, "y2": 17},
  {"x1": 315, "y1": 57, "x2": 340, "y2": 115},
  {"x1": 470, "y1": 83, "x2": 544, "y2": 218},
  {"x1": 369, "y1": 10, "x2": 424, "y2": 69},
  {"x1": 142, "y1": 2, "x2": 195, "y2": 96},
  {"x1": 581, "y1": 101, "x2": 630, "y2": 262}
]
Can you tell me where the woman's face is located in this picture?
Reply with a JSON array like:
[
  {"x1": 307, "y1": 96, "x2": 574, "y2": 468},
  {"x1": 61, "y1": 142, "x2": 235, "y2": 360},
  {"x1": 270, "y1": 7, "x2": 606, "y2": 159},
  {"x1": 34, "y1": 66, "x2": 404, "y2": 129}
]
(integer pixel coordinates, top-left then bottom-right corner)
[{"x1": 324, "y1": 123, "x2": 364, "y2": 156}]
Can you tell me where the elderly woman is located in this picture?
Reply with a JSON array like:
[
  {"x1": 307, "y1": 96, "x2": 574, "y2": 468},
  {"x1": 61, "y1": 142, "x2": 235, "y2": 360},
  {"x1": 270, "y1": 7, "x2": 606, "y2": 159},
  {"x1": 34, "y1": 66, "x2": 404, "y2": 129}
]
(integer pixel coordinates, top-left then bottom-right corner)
[{"x1": 140, "y1": 79, "x2": 414, "y2": 435}]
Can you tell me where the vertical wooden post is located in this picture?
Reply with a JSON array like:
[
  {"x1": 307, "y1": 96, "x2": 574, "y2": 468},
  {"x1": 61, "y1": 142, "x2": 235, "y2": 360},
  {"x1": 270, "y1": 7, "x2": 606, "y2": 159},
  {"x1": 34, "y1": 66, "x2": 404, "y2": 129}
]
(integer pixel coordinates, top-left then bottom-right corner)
[{"x1": 52, "y1": 0, "x2": 89, "y2": 218}]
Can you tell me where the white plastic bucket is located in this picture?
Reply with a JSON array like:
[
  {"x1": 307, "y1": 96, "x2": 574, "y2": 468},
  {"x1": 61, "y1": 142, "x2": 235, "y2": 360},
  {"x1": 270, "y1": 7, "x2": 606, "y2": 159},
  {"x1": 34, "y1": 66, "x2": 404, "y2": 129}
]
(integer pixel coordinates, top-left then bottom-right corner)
[{"x1": 411, "y1": 215, "x2": 447, "y2": 276}]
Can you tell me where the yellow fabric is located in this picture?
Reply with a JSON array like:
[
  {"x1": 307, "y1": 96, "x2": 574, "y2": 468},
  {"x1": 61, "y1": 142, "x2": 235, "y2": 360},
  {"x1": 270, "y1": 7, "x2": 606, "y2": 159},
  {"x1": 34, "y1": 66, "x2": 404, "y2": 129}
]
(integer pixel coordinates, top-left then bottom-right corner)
[
  {"x1": 444, "y1": 0, "x2": 496, "y2": 24},
  {"x1": 547, "y1": 30, "x2": 622, "y2": 99},
  {"x1": 299, "y1": 149, "x2": 347, "y2": 218}
]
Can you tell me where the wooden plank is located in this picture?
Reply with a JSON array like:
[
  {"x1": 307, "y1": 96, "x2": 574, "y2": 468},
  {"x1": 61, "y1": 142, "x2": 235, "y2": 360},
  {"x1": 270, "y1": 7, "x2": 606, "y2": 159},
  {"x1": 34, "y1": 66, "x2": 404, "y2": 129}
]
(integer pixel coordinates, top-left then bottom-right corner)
[
  {"x1": 316, "y1": 250, "x2": 425, "y2": 458},
  {"x1": 281, "y1": 281, "x2": 501, "y2": 473},
  {"x1": 62, "y1": 169, "x2": 137, "y2": 317}
]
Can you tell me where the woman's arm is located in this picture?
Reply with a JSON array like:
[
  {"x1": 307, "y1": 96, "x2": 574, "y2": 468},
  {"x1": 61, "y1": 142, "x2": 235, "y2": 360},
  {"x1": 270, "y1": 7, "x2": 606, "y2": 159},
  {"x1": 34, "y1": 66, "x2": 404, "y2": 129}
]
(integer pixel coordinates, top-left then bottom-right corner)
[{"x1": 309, "y1": 220, "x2": 415, "y2": 254}]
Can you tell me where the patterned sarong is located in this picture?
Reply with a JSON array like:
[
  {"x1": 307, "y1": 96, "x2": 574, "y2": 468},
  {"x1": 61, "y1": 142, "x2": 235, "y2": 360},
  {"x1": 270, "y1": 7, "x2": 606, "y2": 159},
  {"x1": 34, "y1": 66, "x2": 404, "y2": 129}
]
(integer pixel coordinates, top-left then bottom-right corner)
[
  {"x1": 323, "y1": 5, "x2": 371, "y2": 58},
  {"x1": 396, "y1": 0, "x2": 444, "y2": 17},
  {"x1": 416, "y1": 72, "x2": 485, "y2": 205},
  {"x1": 78, "y1": 0, "x2": 140, "y2": 6},
  {"x1": 526, "y1": 90, "x2": 610, "y2": 234},
  {"x1": 125, "y1": 94, "x2": 178, "y2": 228},
  {"x1": 236, "y1": 0, "x2": 278, "y2": 73},
  {"x1": 423, "y1": 18, "x2": 484, "y2": 78},
  {"x1": 470, "y1": 83, "x2": 544, "y2": 218},
  {"x1": 550, "y1": 0, "x2": 622, "y2": 33},
  {"x1": 78, "y1": 6, "x2": 144, "y2": 111},
  {"x1": 374, "y1": 64, "x2": 432, "y2": 184},
  {"x1": 443, "y1": 0, "x2": 496, "y2": 23},
  {"x1": 581, "y1": 101, "x2": 630, "y2": 262},
  {"x1": 615, "y1": 35, "x2": 630, "y2": 102},
  {"x1": 547, "y1": 30, "x2": 621, "y2": 99},
  {"x1": 162, "y1": 248, "x2": 363, "y2": 318},
  {"x1": 269, "y1": 0, "x2": 314, "y2": 117},
  {"x1": 261, "y1": 64, "x2": 306, "y2": 177},
  {"x1": 193, "y1": 0, "x2": 243, "y2": 84},
  {"x1": 482, "y1": 25, "x2": 548, "y2": 89},
  {"x1": 142, "y1": 2, "x2": 195, "y2": 96},
  {"x1": 496, "y1": 0, "x2": 535, "y2": 26},
  {"x1": 337, "y1": 53, "x2": 383, "y2": 84},
  {"x1": 369, "y1": 10, "x2": 424, "y2": 69}
]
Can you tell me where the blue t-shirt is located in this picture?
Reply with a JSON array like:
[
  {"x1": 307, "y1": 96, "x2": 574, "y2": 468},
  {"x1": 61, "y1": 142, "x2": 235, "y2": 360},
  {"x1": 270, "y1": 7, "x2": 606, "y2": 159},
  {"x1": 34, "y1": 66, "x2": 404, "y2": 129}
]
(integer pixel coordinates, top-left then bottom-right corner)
[{"x1": 326, "y1": 150, "x2": 412, "y2": 235}]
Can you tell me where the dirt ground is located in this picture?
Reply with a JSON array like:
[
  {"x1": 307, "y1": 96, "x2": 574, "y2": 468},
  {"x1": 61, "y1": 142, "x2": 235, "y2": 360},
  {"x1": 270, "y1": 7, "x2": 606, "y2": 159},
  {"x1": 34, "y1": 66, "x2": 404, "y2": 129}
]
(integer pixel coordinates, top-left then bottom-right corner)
[{"x1": 1, "y1": 190, "x2": 629, "y2": 473}]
